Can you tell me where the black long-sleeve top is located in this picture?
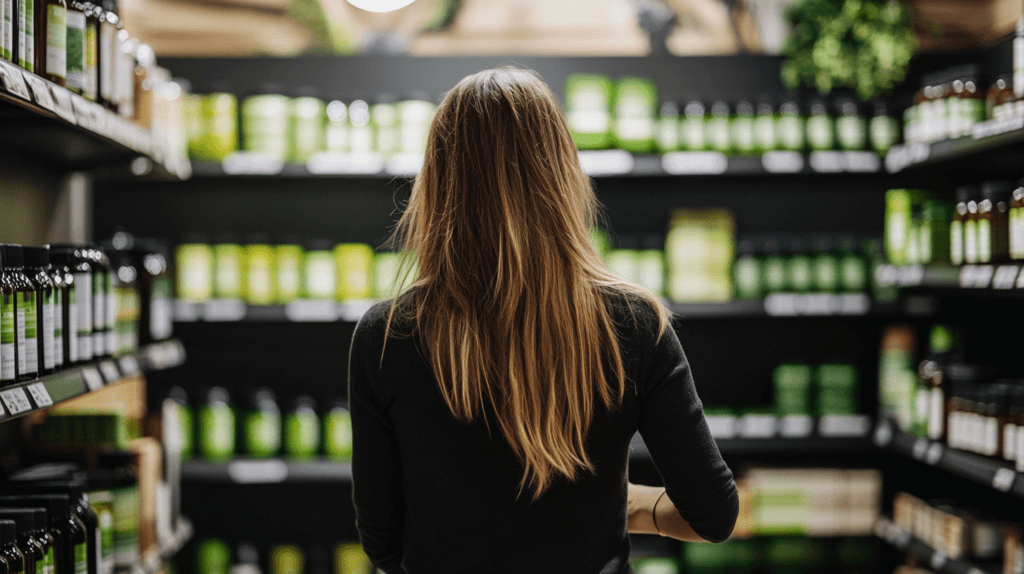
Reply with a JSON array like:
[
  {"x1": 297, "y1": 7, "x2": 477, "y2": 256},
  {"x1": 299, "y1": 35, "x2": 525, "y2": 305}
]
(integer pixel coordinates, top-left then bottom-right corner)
[{"x1": 349, "y1": 294, "x2": 738, "y2": 574}]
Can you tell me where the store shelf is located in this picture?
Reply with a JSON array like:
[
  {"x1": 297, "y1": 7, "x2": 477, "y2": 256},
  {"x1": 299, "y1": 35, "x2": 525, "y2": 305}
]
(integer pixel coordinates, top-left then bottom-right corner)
[
  {"x1": 0, "y1": 60, "x2": 189, "y2": 178},
  {"x1": 189, "y1": 149, "x2": 883, "y2": 179},
  {"x1": 875, "y1": 264, "x2": 1024, "y2": 292},
  {"x1": 0, "y1": 340, "x2": 187, "y2": 424},
  {"x1": 872, "y1": 419, "x2": 1024, "y2": 498},
  {"x1": 885, "y1": 117, "x2": 1024, "y2": 175},
  {"x1": 874, "y1": 518, "x2": 998, "y2": 574},
  {"x1": 181, "y1": 459, "x2": 352, "y2": 483},
  {"x1": 132, "y1": 518, "x2": 194, "y2": 574}
]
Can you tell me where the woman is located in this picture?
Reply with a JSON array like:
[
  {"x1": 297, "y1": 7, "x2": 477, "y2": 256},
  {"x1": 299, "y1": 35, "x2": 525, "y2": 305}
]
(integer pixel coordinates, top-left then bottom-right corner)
[{"x1": 349, "y1": 66, "x2": 738, "y2": 574}]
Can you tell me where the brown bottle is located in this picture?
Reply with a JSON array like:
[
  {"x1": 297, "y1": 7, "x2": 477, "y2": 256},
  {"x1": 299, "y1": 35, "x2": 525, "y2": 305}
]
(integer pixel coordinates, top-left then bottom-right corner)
[{"x1": 34, "y1": 0, "x2": 68, "y2": 85}]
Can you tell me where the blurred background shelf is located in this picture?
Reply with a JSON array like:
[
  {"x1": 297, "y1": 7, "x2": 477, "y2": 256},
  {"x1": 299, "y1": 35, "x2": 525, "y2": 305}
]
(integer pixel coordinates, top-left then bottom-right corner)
[
  {"x1": 885, "y1": 121, "x2": 1024, "y2": 178},
  {"x1": 875, "y1": 518, "x2": 1000, "y2": 574}
]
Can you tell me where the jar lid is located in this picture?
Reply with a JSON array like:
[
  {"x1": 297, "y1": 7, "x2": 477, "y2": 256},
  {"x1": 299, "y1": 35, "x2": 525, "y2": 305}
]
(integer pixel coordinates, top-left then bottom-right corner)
[
  {"x1": 291, "y1": 395, "x2": 317, "y2": 412},
  {"x1": 205, "y1": 386, "x2": 231, "y2": 405},
  {"x1": 683, "y1": 101, "x2": 705, "y2": 116},
  {"x1": 710, "y1": 101, "x2": 730, "y2": 116},
  {"x1": 659, "y1": 101, "x2": 679, "y2": 116},
  {"x1": 735, "y1": 101, "x2": 754, "y2": 116}
]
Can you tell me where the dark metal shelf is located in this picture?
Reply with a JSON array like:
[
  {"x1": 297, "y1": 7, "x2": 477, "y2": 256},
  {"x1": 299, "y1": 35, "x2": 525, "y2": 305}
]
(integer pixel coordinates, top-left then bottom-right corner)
[
  {"x1": 884, "y1": 117, "x2": 1024, "y2": 176},
  {"x1": 875, "y1": 264, "x2": 1024, "y2": 293},
  {"x1": 873, "y1": 420, "x2": 1024, "y2": 499},
  {"x1": 0, "y1": 340, "x2": 187, "y2": 424},
  {"x1": 181, "y1": 459, "x2": 352, "y2": 483},
  {"x1": 875, "y1": 518, "x2": 1000, "y2": 574}
]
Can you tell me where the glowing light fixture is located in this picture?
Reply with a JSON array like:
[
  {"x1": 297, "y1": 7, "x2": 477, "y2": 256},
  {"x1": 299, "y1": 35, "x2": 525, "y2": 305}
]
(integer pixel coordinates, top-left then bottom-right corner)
[{"x1": 346, "y1": 0, "x2": 416, "y2": 12}]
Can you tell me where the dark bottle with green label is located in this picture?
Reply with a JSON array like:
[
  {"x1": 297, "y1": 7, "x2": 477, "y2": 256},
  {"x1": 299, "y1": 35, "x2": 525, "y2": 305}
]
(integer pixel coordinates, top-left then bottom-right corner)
[
  {"x1": 169, "y1": 387, "x2": 194, "y2": 459},
  {"x1": 27, "y1": 510, "x2": 54, "y2": 574},
  {"x1": 323, "y1": 398, "x2": 352, "y2": 461},
  {"x1": 1, "y1": 246, "x2": 18, "y2": 387},
  {"x1": 0, "y1": 510, "x2": 41, "y2": 574},
  {"x1": 199, "y1": 387, "x2": 235, "y2": 461},
  {"x1": 4, "y1": 245, "x2": 39, "y2": 382},
  {"x1": 777, "y1": 99, "x2": 805, "y2": 151},
  {"x1": 806, "y1": 99, "x2": 835, "y2": 151},
  {"x1": 196, "y1": 538, "x2": 231, "y2": 574},
  {"x1": 732, "y1": 239, "x2": 761, "y2": 299},
  {"x1": 0, "y1": 497, "x2": 68, "y2": 574},
  {"x1": 836, "y1": 97, "x2": 867, "y2": 151},
  {"x1": 812, "y1": 237, "x2": 840, "y2": 293},
  {"x1": 0, "y1": 520, "x2": 24, "y2": 574},
  {"x1": 49, "y1": 245, "x2": 93, "y2": 363},
  {"x1": 837, "y1": 237, "x2": 867, "y2": 293},
  {"x1": 24, "y1": 247, "x2": 56, "y2": 377},
  {"x1": 786, "y1": 239, "x2": 813, "y2": 293},
  {"x1": 43, "y1": 249, "x2": 67, "y2": 370},
  {"x1": 243, "y1": 388, "x2": 281, "y2": 458},
  {"x1": 760, "y1": 238, "x2": 787, "y2": 294},
  {"x1": 285, "y1": 395, "x2": 320, "y2": 459},
  {"x1": 47, "y1": 247, "x2": 80, "y2": 366}
]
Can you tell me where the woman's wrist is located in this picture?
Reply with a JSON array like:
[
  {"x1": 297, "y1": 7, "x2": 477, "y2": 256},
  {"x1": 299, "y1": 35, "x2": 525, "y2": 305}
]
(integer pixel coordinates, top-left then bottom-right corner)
[{"x1": 626, "y1": 483, "x2": 666, "y2": 536}]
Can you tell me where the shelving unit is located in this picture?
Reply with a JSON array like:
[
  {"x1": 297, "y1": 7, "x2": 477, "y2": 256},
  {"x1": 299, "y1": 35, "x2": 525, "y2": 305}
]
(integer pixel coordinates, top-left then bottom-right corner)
[
  {"x1": 876, "y1": 264, "x2": 1024, "y2": 292},
  {"x1": 0, "y1": 340, "x2": 187, "y2": 423},
  {"x1": 885, "y1": 118, "x2": 1024, "y2": 176},
  {"x1": 875, "y1": 518, "x2": 998, "y2": 574},
  {"x1": 873, "y1": 419, "x2": 1024, "y2": 498}
]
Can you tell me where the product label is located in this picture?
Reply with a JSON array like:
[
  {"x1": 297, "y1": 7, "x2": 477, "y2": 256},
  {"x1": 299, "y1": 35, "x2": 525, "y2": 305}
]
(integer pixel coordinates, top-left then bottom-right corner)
[
  {"x1": 778, "y1": 116, "x2": 804, "y2": 151},
  {"x1": 151, "y1": 276, "x2": 172, "y2": 339},
  {"x1": 1011, "y1": 208, "x2": 1022, "y2": 259},
  {"x1": 870, "y1": 116, "x2": 898, "y2": 153},
  {"x1": 18, "y1": 0, "x2": 33, "y2": 71},
  {"x1": 1, "y1": 294, "x2": 14, "y2": 381},
  {"x1": 2, "y1": 0, "x2": 11, "y2": 60},
  {"x1": 806, "y1": 116, "x2": 834, "y2": 150},
  {"x1": 679, "y1": 118, "x2": 705, "y2": 151},
  {"x1": 244, "y1": 411, "x2": 281, "y2": 457},
  {"x1": 68, "y1": 285, "x2": 79, "y2": 363},
  {"x1": 83, "y1": 22, "x2": 96, "y2": 98},
  {"x1": 65, "y1": 9, "x2": 85, "y2": 90},
  {"x1": 285, "y1": 412, "x2": 320, "y2": 457},
  {"x1": 112, "y1": 487, "x2": 139, "y2": 566},
  {"x1": 979, "y1": 219, "x2": 992, "y2": 263},
  {"x1": 93, "y1": 272, "x2": 104, "y2": 330},
  {"x1": 36, "y1": 557, "x2": 43, "y2": 574},
  {"x1": 1016, "y1": 426, "x2": 1024, "y2": 472},
  {"x1": 951, "y1": 220, "x2": 964, "y2": 265},
  {"x1": 325, "y1": 410, "x2": 352, "y2": 459},
  {"x1": 964, "y1": 220, "x2": 978, "y2": 264},
  {"x1": 46, "y1": 4, "x2": 66, "y2": 79},
  {"x1": 837, "y1": 116, "x2": 867, "y2": 150},
  {"x1": 984, "y1": 417, "x2": 999, "y2": 456},
  {"x1": 754, "y1": 115, "x2": 775, "y2": 151},
  {"x1": 1015, "y1": 37, "x2": 1024, "y2": 98},
  {"x1": 1005, "y1": 422, "x2": 1017, "y2": 461},
  {"x1": 42, "y1": 289, "x2": 55, "y2": 369},
  {"x1": 731, "y1": 117, "x2": 754, "y2": 153},
  {"x1": 706, "y1": 117, "x2": 730, "y2": 152},
  {"x1": 53, "y1": 288, "x2": 63, "y2": 366},
  {"x1": 19, "y1": 291, "x2": 36, "y2": 376},
  {"x1": 927, "y1": 388, "x2": 944, "y2": 440},
  {"x1": 200, "y1": 405, "x2": 235, "y2": 459},
  {"x1": 75, "y1": 542, "x2": 86, "y2": 574},
  {"x1": 105, "y1": 272, "x2": 115, "y2": 354},
  {"x1": 919, "y1": 223, "x2": 932, "y2": 263},
  {"x1": 840, "y1": 256, "x2": 866, "y2": 292},
  {"x1": 99, "y1": 23, "x2": 113, "y2": 100},
  {"x1": 44, "y1": 546, "x2": 54, "y2": 574}
]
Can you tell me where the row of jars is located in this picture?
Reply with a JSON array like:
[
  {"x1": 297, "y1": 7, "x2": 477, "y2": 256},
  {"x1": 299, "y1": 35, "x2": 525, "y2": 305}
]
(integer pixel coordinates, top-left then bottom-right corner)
[{"x1": 0, "y1": 242, "x2": 172, "y2": 387}]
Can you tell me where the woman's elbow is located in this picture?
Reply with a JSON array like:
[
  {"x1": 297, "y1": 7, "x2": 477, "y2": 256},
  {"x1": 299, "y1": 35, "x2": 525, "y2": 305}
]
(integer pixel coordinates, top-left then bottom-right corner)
[{"x1": 695, "y1": 485, "x2": 740, "y2": 543}]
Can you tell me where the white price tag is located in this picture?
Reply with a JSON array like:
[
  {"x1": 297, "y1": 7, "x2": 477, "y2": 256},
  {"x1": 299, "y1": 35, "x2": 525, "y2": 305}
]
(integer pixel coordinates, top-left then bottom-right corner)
[
  {"x1": 577, "y1": 149, "x2": 636, "y2": 175},
  {"x1": 99, "y1": 360, "x2": 120, "y2": 382},
  {"x1": 992, "y1": 467, "x2": 1016, "y2": 492},
  {"x1": 911, "y1": 437, "x2": 928, "y2": 460},
  {"x1": 706, "y1": 415, "x2": 737, "y2": 439},
  {"x1": 661, "y1": 152, "x2": 727, "y2": 175},
  {"x1": 898, "y1": 265, "x2": 925, "y2": 286},
  {"x1": 761, "y1": 151, "x2": 804, "y2": 173},
  {"x1": 337, "y1": 300, "x2": 375, "y2": 322},
  {"x1": 173, "y1": 300, "x2": 202, "y2": 322},
  {"x1": 0, "y1": 60, "x2": 32, "y2": 100},
  {"x1": 82, "y1": 367, "x2": 104, "y2": 391},
  {"x1": 763, "y1": 293, "x2": 798, "y2": 317},
  {"x1": 306, "y1": 152, "x2": 385, "y2": 175},
  {"x1": 204, "y1": 299, "x2": 246, "y2": 322},
  {"x1": 820, "y1": 414, "x2": 872, "y2": 437},
  {"x1": 49, "y1": 86, "x2": 77, "y2": 124},
  {"x1": 873, "y1": 420, "x2": 894, "y2": 446},
  {"x1": 973, "y1": 265, "x2": 994, "y2": 288},
  {"x1": 21, "y1": 73, "x2": 56, "y2": 111},
  {"x1": 384, "y1": 153, "x2": 424, "y2": 176},
  {"x1": 843, "y1": 151, "x2": 881, "y2": 172},
  {"x1": 26, "y1": 383, "x2": 53, "y2": 407},
  {"x1": 222, "y1": 152, "x2": 285, "y2": 175},
  {"x1": 118, "y1": 355, "x2": 140, "y2": 376},
  {"x1": 837, "y1": 293, "x2": 871, "y2": 315},
  {"x1": 959, "y1": 265, "x2": 976, "y2": 289},
  {"x1": 875, "y1": 265, "x2": 899, "y2": 287},
  {"x1": 992, "y1": 265, "x2": 1019, "y2": 290},
  {"x1": 809, "y1": 151, "x2": 844, "y2": 173},
  {"x1": 780, "y1": 415, "x2": 813, "y2": 438},
  {"x1": 285, "y1": 300, "x2": 338, "y2": 322},
  {"x1": 738, "y1": 414, "x2": 777, "y2": 438},
  {"x1": 0, "y1": 388, "x2": 33, "y2": 415},
  {"x1": 926, "y1": 442, "x2": 943, "y2": 465},
  {"x1": 799, "y1": 293, "x2": 841, "y2": 315},
  {"x1": 226, "y1": 459, "x2": 289, "y2": 483}
]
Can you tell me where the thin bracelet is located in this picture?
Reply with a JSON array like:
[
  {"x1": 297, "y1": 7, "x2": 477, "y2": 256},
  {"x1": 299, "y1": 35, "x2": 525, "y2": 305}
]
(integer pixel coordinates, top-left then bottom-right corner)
[{"x1": 652, "y1": 488, "x2": 669, "y2": 535}]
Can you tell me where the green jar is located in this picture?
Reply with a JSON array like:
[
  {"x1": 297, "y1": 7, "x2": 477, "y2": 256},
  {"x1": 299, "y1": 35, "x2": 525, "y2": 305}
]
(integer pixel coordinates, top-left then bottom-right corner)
[
  {"x1": 175, "y1": 236, "x2": 214, "y2": 303},
  {"x1": 196, "y1": 538, "x2": 231, "y2": 574},
  {"x1": 303, "y1": 240, "x2": 336, "y2": 300},
  {"x1": 777, "y1": 100, "x2": 805, "y2": 152},
  {"x1": 324, "y1": 100, "x2": 349, "y2": 153},
  {"x1": 706, "y1": 102, "x2": 732, "y2": 154},
  {"x1": 774, "y1": 363, "x2": 813, "y2": 416},
  {"x1": 291, "y1": 89, "x2": 326, "y2": 164},
  {"x1": 754, "y1": 101, "x2": 777, "y2": 153},
  {"x1": 348, "y1": 99, "x2": 374, "y2": 154},
  {"x1": 836, "y1": 98, "x2": 868, "y2": 151},
  {"x1": 656, "y1": 101, "x2": 679, "y2": 153},
  {"x1": 334, "y1": 243, "x2": 375, "y2": 301},
  {"x1": 564, "y1": 74, "x2": 613, "y2": 150},
  {"x1": 811, "y1": 238, "x2": 840, "y2": 293},
  {"x1": 920, "y1": 200, "x2": 952, "y2": 264},
  {"x1": 817, "y1": 363, "x2": 858, "y2": 416},
  {"x1": 284, "y1": 395, "x2": 320, "y2": 459},
  {"x1": 373, "y1": 251, "x2": 416, "y2": 299},
  {"x1": 398, "y1": 94, "x2": 435, "y2": 155},
  {"x1": 786, "y1": 240, "x2": 813, "y2": 292},
  {"x1": 243, "y1": 388, "x2": 281, "y2": 458},
  {"x1": 241, "y1": 86, "x2": 291, "y2": 159},
  {"x1": 838, "y1": 237, "x2": 868, "y2": 293},
  {"x1": 193, "y1": 92, "x2": 238, "y2": 161},
  {"x1": 806, "y1": 99, "x2": 835, "y2": 151},
  {"x1": 323, "y1": 398, "x2": 352, "y2": 461},
  {"x1": 760, "y1": 239, "x2": 787, "y2": 294},
  {"x1": 212, "y1": 236, "x2": 244, "y2": 300},
  {"x1": 372, "y1": 96, "x2": 400, "y2": 158},
  {"x1": 733, "y1": 240, "x2": 761, "y2": 299},
  {"x1": 870, "y1": 101, "x2": 899, "y2": 155},
  {"x1": 168, "y1": 386, "x2": 193, "y2": 459},
  {"x1": 198, "y1": 387, "x2": 235, "y2": 461},
  {"x1": 731, "y1": 101, "x2": 756, "y2": 155},
  {"x1": 244, "y1": 237, "x2": 276, "y2": 305},
  {"x1": 679, "y1": 101, "x2": 707, "y2": 151},
  {"x1": 275, "y1": 240, "x2": 304, "y2": 304},
  {"x1": 613, "y1": 77, "x2": 657, "y2": 153}
]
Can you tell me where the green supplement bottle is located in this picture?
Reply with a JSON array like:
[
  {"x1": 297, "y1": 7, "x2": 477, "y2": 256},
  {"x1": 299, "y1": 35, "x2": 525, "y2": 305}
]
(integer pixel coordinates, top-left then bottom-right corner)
[
  {"x1": 242, "y1": 84, "x2": 291, "y2": 159},
  {"x1": 836, "y1": 97, "x2": 867, "y2": 151},
  {"x1": 284, "y1": 395, "x2": 320, "y2": 460},
  {"x1": 16, "y1": 0, "x2": 35, "y2": 72},
  {"x1": 733, "y1": 239, "x2": 761, "y2": 299},
  {"x1": 706, "y1": 101, "x2": 731, "y2": 154},
  {"x1": 920, "y1": 201, "x2": 952, "y2": 264},
  {"x1": 291, "y1": 87, "x2": 325, "y2": 164},
  {"x1": 42, "y1": 248, "x2": 66, "y2": 370},
  {"x1": 1, "y1": 246, "x2": 18, "y2": 386},
  {"x1": 869, "y1": 101, "x2": 899, "y2": 155},
  {"x1": 243, "y1": 388, "x2": 281, "y2": 458},
  {"x1": 86, "y1": 489, "x2": 114, "y2": 574},
  {"x1": 817, "y1": 363, "x2": 858, "y2": 416},
  {"x1": 303, "y1": 240, "x2": 336, "y2": 300},
  {"x1": 212, "y1": 235, "x2": 244, "y2": 301},
  {"x1": 776, "y1": 99, "x2": 805, "y2": 152},
  {"x1": 612, "y1": 77, "x2": 657, "y2": 153},
  {"x1": 324, "y1": 99, "x2": 349, "y2": 153},
  {"x1": 334, "y1": 243, "x2": 374, "y2": 302},
  {"x1": 605, "y1": 237, "x2": 638, "y2": 284},
  {"x1": 837, "y1": 237, "x2": 867, "y2": 293},
  {"x1": 655, "y1": 101, "x2": 679, "y2": 154},
  {"x1": 679, "y1": 101, "x2": 706, "y2": 151},
  {"x1": 0, "y1": 495, "x2": 81, "y2": 574},
  {"x1": 0, "y1": 511, "x2": 40, "y2": 574},
  {"x1": 274, "y1": 239, "x2": 303, "y2": 304},
  {"x1": 731, "y1": 101, "x2": 756, "y2": 155},
  {"x1": 199, "y1": 387, "x2": 235, "y2": 461},
  {"x1": 97, "y1": 453, "x2": 139, "y2": 569},
  {"x1": 27, "y1": 509, "x2": 54, "y2": 574},
  {"x1": 132, "y1": 241, "x2": 172, "y2": 344},
  {"x1": 806, "y1": 99, "x2": 835, "y2": 151},
  {"x1": 175, "y1": 235, "x2": 214, "y2": 303},
  {"x1": 372, "y1": 251, "x2": 409, "y2": 299},
  {"x1": 563, "y1": 74, "x2": 613, "y2": 150},
  {"x1": 347, "y1": 98, "x2": 374, "y2": 154},
  {"x1": 760, "y1": 238, "x2": 787, "y2": 294},
  {"x1": 35, "y1": 0, "x2": 67, "y2": 85},
  {"x1": 5, "y1": 245, "x2": 39, "y2": 382},
  {"x1": 196, "y1": 538, "x2": 231, "y2": 574},
  {"x1": 754, "y1": 100, "x2": 777, "y2": 153},
  {"x1": 811, "y1": 237, "x2": 839, "y2": 293},
  {"x1": 194, "y1": 88, "x2": 238, "y2": 161},
  {"x1": 371, "y1": 95, "x2": 399, "y2": 158},
  {"x1": 773, "y1": 363, "x2": 813, "y2": 418},
  {"x1": 24, "y1": 247, "x2": 56, "y2": 376},
  {"x1": 47, "y1": 247, "x2": 79, "y2": 366},
  {"x1": 168, "y1": 386, "x2": 194, "y2": 459},
  {"x1": 398, "y1": 92, "x2": 435, "y2": 155},
  {"x1": 65, "y1": 1, "x2": 86, "y2": 93},
  {"x1": 785, "y1": 239, "x2": 813, "y2": 293},
  {"x1": 323, "y1": 398, "x2": 352, "y2": 461},
  {"x1": 0, "y1": 520, "x2": 23, "y2": 574},
  {"x1": 244, "y1": 236, "x2": 276, "y2": 306},
  {"x1": 84, "y1": 247, "x2": 109, "y2": 359}
]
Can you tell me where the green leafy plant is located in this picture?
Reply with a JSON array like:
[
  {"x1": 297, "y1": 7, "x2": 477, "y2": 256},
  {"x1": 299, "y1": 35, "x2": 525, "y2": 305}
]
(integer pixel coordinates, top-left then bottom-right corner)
[{"x1": 781, "y1": 0, "x2": 918, "y2": 101}]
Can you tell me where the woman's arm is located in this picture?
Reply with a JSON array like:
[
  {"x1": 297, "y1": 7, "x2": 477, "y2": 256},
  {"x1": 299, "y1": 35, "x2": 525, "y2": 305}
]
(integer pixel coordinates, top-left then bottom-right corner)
[{"x1": 627, "y1": 483, "x2": 711, "y2": 542}]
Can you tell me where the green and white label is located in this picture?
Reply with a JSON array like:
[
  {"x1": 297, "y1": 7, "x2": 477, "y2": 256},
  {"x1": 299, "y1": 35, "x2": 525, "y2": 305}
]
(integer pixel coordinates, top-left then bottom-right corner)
[
  {"x1": 42, "y1": 289, "x2": 55, "y2": 369},
  {"x1": 325, "y1": 409, "x2": 352, "y2": 459},
  {"x1": 75, "y1": 272, "x2": 92, "y2": 360},
  {"x1": 1, "y1": 294, "x2": 14, "y2": 381},
  {"x1": 18, "y1": 0, "x2": 34, "y2": 71},
  {"x1": 19, "y1": 291, "x2": 37, "y2": 375},
  {"x1": 53, "y1": 288, "x2": 63, "y2": 367},
  {"x1": 46, "y1": 4, "x2": 66, "y2": 79},
  {"x1": 65, "y1": 9, "x2": 84, "y2": 90},
  {"x1": 75, "y1": 542, "x2": 87, "y2": 574},
  {"x1": 951, "y1": 220, "x2": 964, "y2": 265},
  {"x1": 67, "y1": 285, "x2": 79, "y2": 363}
]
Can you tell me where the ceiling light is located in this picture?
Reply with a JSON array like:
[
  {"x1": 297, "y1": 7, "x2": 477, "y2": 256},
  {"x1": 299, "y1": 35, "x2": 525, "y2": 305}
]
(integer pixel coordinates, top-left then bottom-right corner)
[{"x1": 346, "y1": 0, "x2": 416, "y2": 12}]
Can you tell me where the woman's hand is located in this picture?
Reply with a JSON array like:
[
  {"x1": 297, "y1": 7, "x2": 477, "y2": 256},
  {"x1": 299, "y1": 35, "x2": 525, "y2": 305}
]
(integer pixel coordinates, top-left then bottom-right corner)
[{"x1": 627, "y1": 483, "x2": 715, "y2": 542}]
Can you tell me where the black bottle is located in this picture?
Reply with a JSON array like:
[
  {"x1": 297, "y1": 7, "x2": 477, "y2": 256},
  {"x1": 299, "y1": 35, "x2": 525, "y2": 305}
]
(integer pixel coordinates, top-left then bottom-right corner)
[
  {"x1": 0, "y1": 510, "x2": 44, "y2": 574},
  {"x1": 0, "y1": 520, "x2": 24, "y2": 574},
  {"x1": 24, "y1": 246, "x2": 57, "y2": 376},
  {"x1": 47, "y1": 247, "x2": 80, "y2": 366},
  {"x1": 2, "y1": 245, "x2": 39, "y2": 382},
  {"x1": 0, "y1": 496, "x2": 81, "y2": 574}
]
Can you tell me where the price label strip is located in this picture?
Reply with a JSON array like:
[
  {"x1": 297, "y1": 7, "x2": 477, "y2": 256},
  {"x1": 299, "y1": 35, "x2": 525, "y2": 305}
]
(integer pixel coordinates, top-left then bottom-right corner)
[
  {"x1": 0, "y1": 388, "x2": 33, "y2": 415},
  {"x1": 99, "y1": 360, "x2": 121, "y2": 383},
  {"x1": 49, "y1": 86, "x2": 78, "y2": 124},
  {"x1": 21, "y1": 73, "x2": 57, "y2": 111},
  {"x1": 992, "y1": 467, "x2": 1016, "y2": 492},
  {"x1": 0, "y1": 61, "x2": 32, "y2": 100},
  {"x1": 226, "y1": 459, "x2": 289, "y2": 484},
  {"x1": 26, "y1": 382, "x2": 53, "y2": 407},
  {"x1": 70, "y1": 94, "x2": 94, "y2": 129},
  {"x1": 118, "y1": 355, "x2": 140, "y2": 377},
  {"x1": 82, "y1": 367, "x2": 104, "y2": 391}
]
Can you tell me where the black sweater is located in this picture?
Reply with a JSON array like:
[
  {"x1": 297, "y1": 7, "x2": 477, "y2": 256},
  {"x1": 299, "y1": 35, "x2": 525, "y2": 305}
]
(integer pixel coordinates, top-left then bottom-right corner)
[{"x1": 348, "y1": 295, "x2": 738, "y2": 574}]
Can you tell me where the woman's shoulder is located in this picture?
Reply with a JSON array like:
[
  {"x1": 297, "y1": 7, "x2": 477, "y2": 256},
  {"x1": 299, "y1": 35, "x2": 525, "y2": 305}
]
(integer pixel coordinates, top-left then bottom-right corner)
[{"x1": 355, "y1": 292, "x2": 418, "y2": 342}]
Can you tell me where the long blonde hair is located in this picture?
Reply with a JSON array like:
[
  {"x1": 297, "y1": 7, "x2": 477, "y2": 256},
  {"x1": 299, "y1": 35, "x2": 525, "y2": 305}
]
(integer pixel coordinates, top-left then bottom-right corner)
[{"x1": 386, "y1": 66, "x2": 669, "y2": 498}]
